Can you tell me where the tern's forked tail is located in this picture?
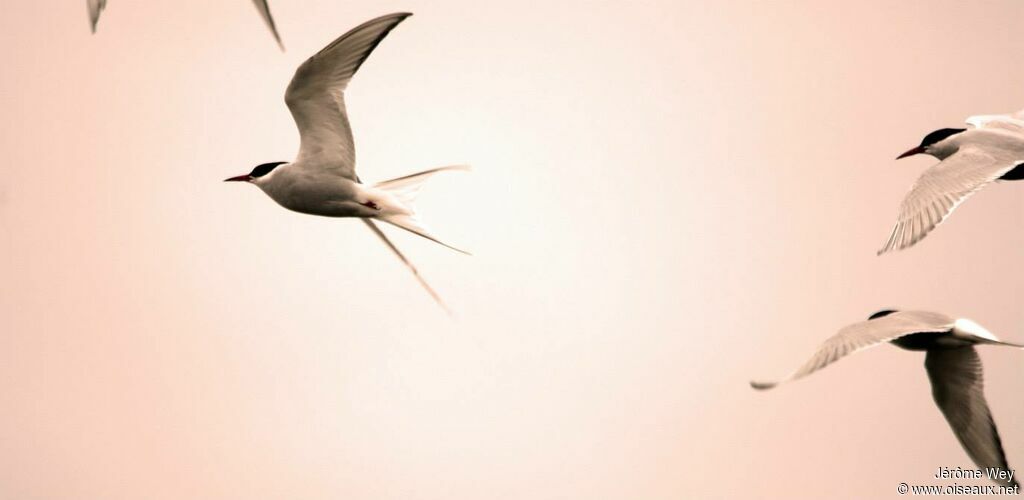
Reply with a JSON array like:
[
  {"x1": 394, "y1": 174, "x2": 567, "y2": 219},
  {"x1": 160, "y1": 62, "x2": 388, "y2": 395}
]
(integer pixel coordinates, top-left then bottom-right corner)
[{"x1": 372, "y1": 165, "x2": 471, "y2": 255}]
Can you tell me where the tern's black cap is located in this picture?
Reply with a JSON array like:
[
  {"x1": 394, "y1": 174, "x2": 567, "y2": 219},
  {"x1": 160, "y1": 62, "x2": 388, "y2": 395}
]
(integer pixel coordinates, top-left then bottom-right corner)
[
  {"x1": 250, "y1": 161, "x2": 286, "y2": 178},
  {"x1": 919, "y1": 128, "x2": 966, "y2": 148},
  {"x1": 868, "y1": 309, "x2": 899, "y2": 320}
]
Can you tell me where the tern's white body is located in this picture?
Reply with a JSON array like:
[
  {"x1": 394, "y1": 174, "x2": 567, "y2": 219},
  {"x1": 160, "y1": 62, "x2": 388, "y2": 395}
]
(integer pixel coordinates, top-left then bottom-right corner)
[
  {"x1": 256, "y1": 166, "x2": 380, "y2": 218},
  {"x1": 226, "y1": 13, "x2": 468, "y2": 313},
  {"x1": 879, "y1": 109, "x2": 1024, "y2": 253},
  {"x1": 752, "y1": 310, "x2": 1022, "y2": 487}
]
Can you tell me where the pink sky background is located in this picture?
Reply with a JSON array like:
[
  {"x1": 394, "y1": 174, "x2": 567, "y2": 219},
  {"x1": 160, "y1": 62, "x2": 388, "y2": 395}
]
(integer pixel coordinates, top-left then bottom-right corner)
[{"x1": 1, "y1": 1, "x2": 1022, "y2": 498}]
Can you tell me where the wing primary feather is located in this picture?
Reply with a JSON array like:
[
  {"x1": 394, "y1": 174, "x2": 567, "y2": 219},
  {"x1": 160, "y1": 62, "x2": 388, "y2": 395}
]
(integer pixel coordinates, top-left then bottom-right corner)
[
  {"x1": 252, "y1": 0, "x2": 284, "y2": 50},
  {"x1": 87, "y1": 0, "x2": 107, "y2": 33},
  {"x1": 311, "y1": 13, "x2": 412, "y2": 73}
]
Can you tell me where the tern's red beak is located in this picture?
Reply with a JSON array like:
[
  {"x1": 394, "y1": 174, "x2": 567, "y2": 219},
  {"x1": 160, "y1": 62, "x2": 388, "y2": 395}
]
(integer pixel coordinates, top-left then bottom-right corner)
[
  {"x1": 896, "y1": 146, "x2": 925, "y2": 160},
  {"x1": 224, "y1": 175, "x2": 252, "y2": 182}
]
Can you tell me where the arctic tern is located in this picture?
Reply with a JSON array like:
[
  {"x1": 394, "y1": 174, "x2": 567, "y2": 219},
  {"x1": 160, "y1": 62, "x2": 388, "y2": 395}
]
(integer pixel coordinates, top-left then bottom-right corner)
[
  {"x1": 87, "y1": 0, "x2": 284, "y2": 49},
  {"x1": 225, "y1": 12, "x2": 469, "y2": 313},
  {"x1": 752, "y1": 310, "x2": 1021, "y2": 487},
  {"x1": 878, "y1": 109, "x2": 1024, "y2": 254}
]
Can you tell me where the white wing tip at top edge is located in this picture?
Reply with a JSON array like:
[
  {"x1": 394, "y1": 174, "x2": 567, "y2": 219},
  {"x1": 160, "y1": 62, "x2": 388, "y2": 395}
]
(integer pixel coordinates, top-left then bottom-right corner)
[{"x1": 966, "y1": 113, "x2": 1024, "y2": 129}]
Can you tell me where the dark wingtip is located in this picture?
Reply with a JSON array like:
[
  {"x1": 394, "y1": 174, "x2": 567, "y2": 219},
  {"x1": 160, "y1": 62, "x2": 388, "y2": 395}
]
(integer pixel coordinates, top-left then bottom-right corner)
[
  {"x1": 267, "y1": 18, "x2": 284, "y2": 50},
  {"x1": 750, "y1": 380, "x2": 776, "y2": 391},
  {"x1": 383, "y1": 12, "x2": 414, "y2": 26},
  {"x1": 377, "y1": 12, "x2": 414, "y2": 23}
]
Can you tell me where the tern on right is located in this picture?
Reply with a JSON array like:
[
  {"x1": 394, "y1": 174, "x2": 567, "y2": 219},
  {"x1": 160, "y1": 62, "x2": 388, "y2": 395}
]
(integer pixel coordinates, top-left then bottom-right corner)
[
  {"x1": 752, "y1": 310, "x2": 1022, "y2": 487},
  {"x1": 87, "y1": 0, "x2": 284, "y2": 49},
  {"x1": 877, "y1": 108, "x2": 1024, "y2": 254}
]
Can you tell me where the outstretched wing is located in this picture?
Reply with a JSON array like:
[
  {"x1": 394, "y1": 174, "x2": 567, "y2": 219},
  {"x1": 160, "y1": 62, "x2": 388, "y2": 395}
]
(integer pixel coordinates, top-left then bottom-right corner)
[
  {"x1": 87, "y1": 0, "x2": 107, "y2": 33},
  {"x1": 285, "y1": 13, "x2": 411, "y2": 181},
  {"x1": 878, "y1": 141, "x2": 1021, "y2": 254},
  {"x1": 751, "y1": 311, "x2": 954, "y2": 390},
  {"x1": 925, "y1": 347, "x2": 1018, "y2": 488},
  {"x1": 251, "y1": 0, "x2": 284, "y2": 50}
]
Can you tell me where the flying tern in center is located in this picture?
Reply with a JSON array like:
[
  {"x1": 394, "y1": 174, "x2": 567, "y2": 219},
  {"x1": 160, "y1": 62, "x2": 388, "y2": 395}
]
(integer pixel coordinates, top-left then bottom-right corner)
[
  {"x1": 752, "y1": 310, "x2": 1022, "y2": 487},
  {"x1": 87, "y1": 0, "x2": 284, "y2": 49},
  {"x1": 878, "y1": 108, "x2": 1024, "y2": 254},
  {"x1": 224, "y1": 12, "x2": 470, "y2": 313}
]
